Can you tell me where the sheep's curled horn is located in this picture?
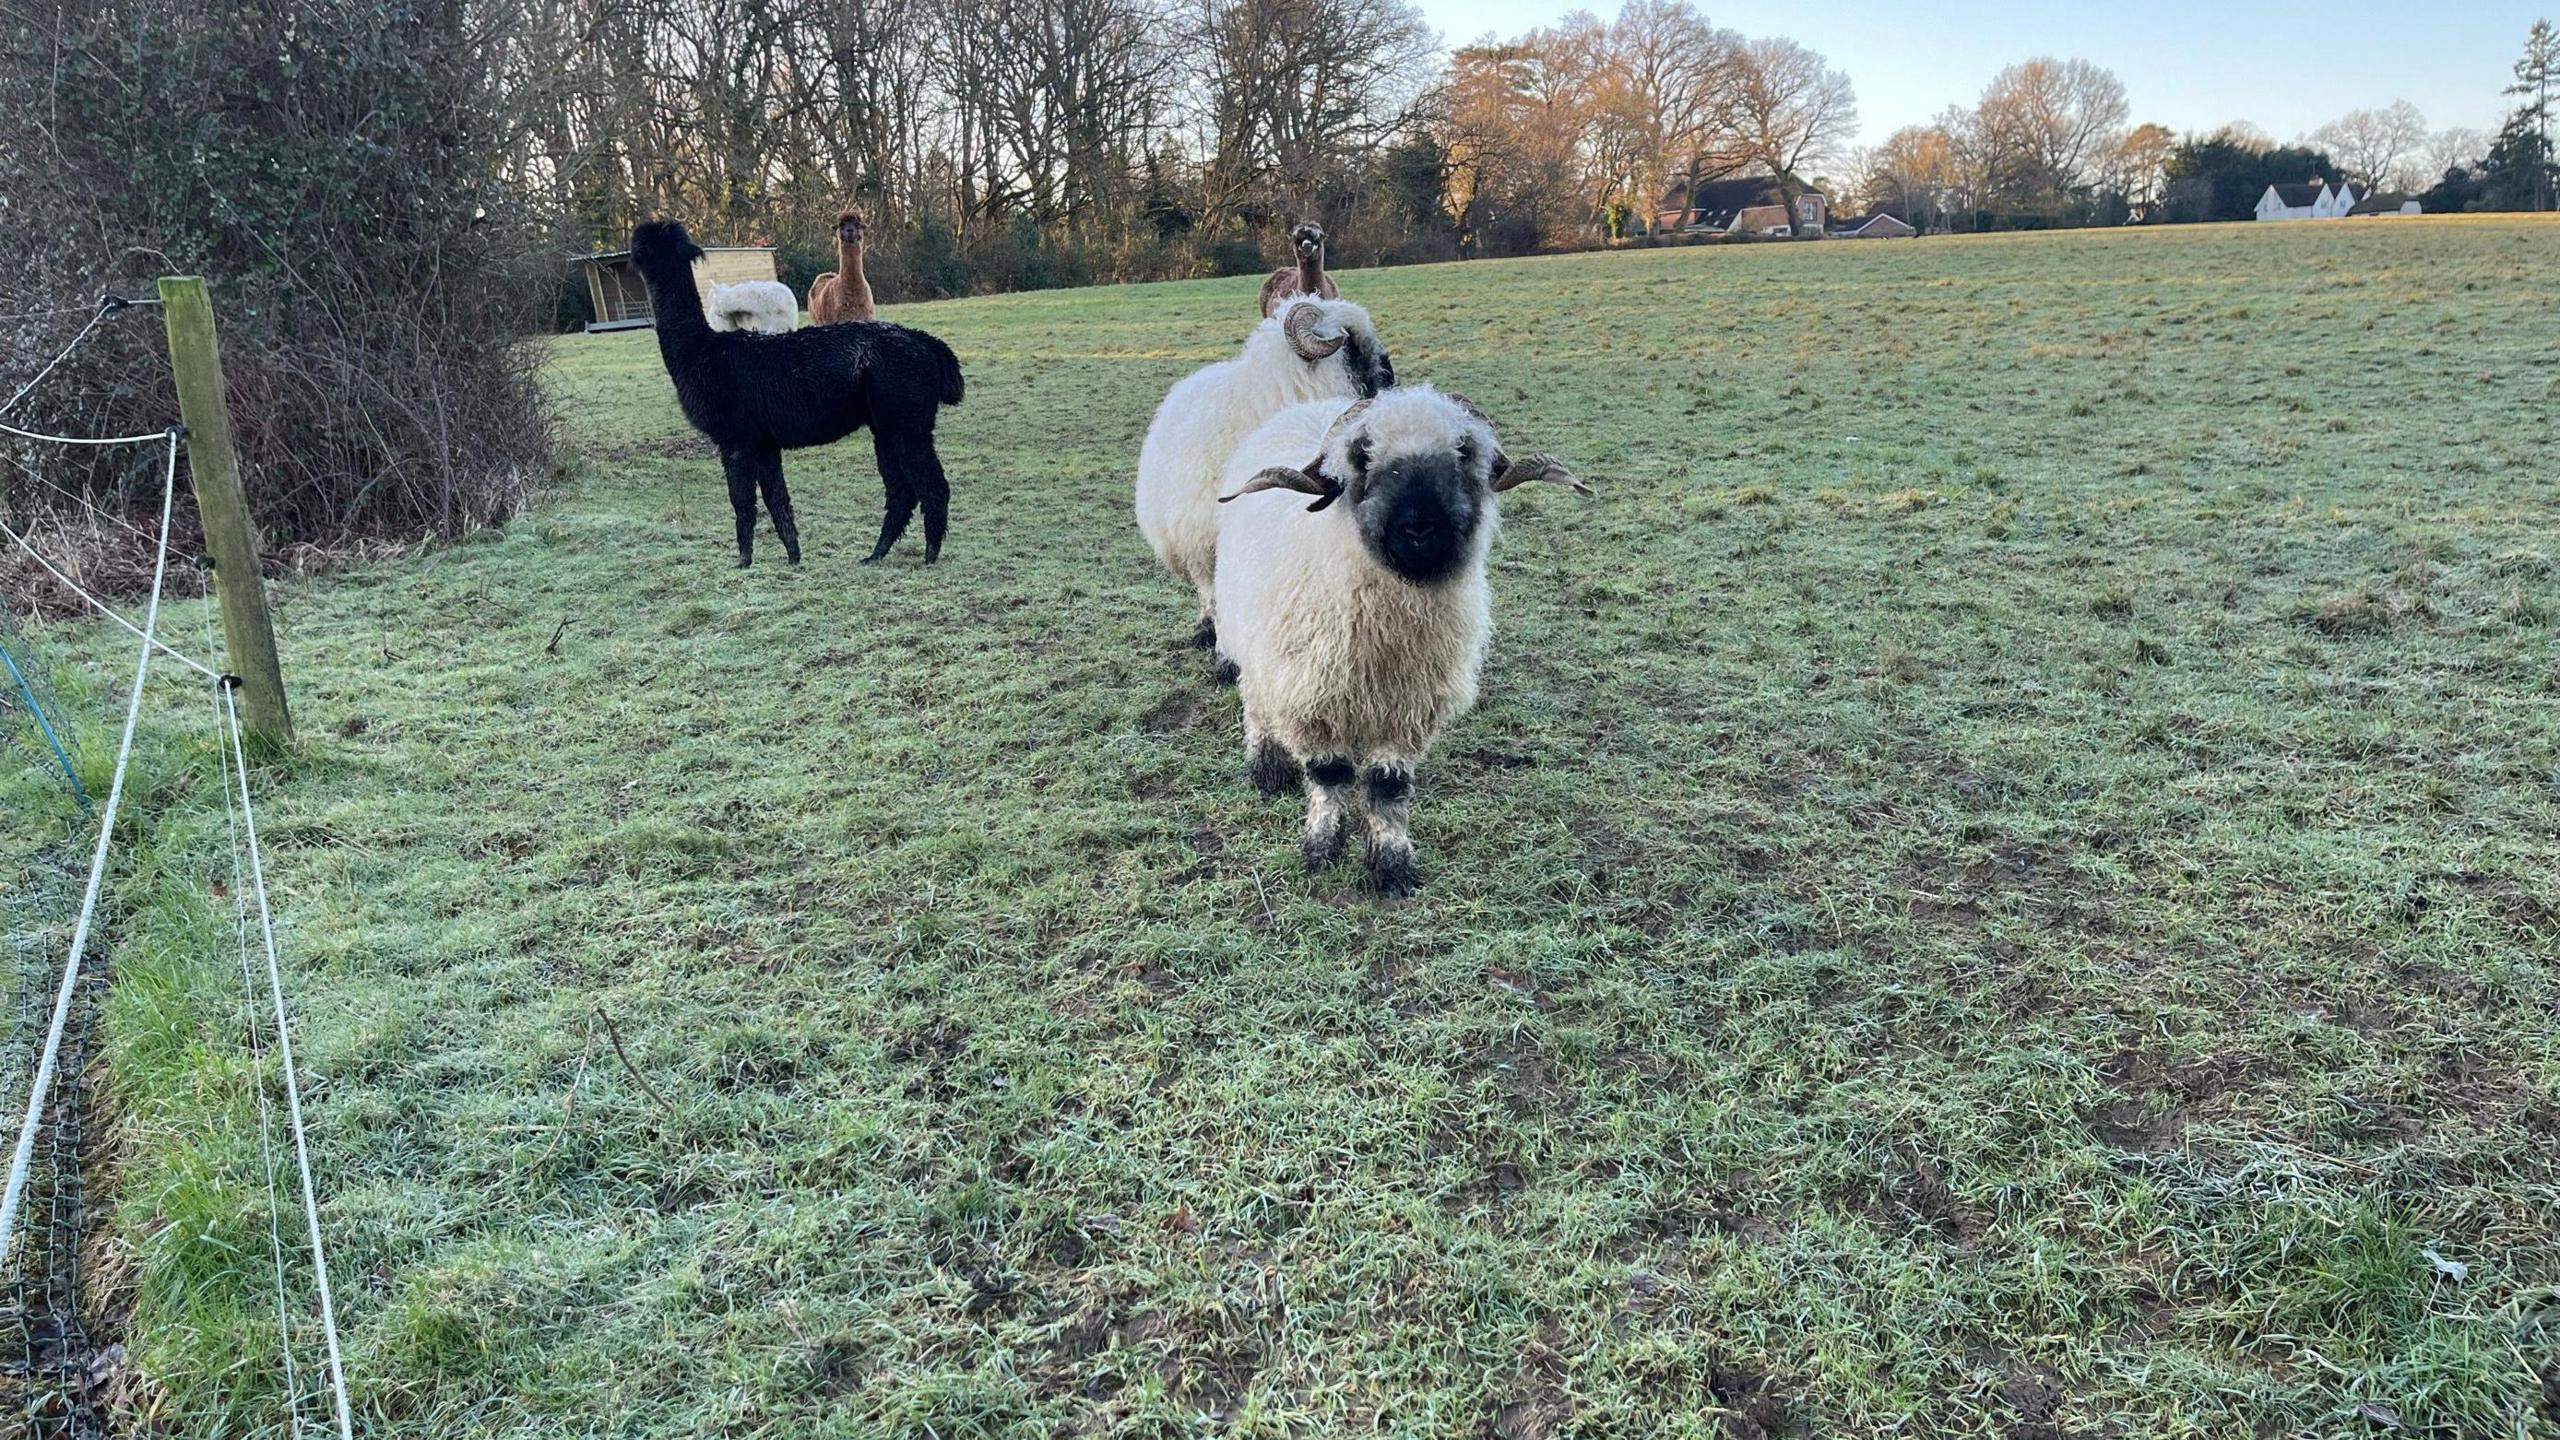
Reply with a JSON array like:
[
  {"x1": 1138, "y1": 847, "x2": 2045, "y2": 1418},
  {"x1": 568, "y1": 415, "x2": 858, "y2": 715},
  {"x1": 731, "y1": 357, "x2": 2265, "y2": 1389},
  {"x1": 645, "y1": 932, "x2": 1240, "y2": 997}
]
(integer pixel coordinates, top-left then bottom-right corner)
[
  {"x1": 1220, "y1": 398, "x2": 1372, "y2": 511},
  {"x1": 1443, "y1": 392, "x2": 1595, "y2": 495},
  {"x1": 1282, "y1": 304, "x2": 1345, "y2": 361}
]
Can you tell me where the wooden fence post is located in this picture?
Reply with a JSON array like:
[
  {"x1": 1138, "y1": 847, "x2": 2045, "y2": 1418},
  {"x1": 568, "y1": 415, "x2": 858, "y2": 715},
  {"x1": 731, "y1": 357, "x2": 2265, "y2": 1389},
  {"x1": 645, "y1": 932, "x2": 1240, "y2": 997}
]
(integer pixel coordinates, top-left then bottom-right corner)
[{"x1": 158, "y1": 276, "x2": 292, "y2": 744}]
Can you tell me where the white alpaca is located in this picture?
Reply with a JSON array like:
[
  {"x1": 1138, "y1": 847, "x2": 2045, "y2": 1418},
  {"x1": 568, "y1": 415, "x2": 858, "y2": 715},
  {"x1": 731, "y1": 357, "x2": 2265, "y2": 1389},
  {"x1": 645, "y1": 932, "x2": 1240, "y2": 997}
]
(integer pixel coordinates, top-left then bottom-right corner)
[
  {"x1": 704, "y1": 280, "x2": 800, "y2": 334},
  {"x1": 1212, "y1": 385, "x2": 1589, "y2": 895},
  {"x1": 1133, "y1": 297, "x2": 1392, "y2": 668}
]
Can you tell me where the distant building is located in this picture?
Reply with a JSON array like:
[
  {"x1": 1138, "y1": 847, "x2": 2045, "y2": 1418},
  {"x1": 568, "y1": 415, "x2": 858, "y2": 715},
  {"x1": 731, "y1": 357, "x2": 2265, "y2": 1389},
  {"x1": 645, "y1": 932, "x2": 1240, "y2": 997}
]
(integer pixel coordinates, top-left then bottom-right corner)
[
  {"x1": 2254, "y1": 180, "x2": 2366, "y2": 221},
  {"x1": 1731, "y1": 203, "x2": 1795, "y2": 236},
  {"x1": 570, "y1": 245, "x2": 778, "y2": 332},
  {"x1": 2349, "y1": 192, "x2": 2424, "y2": 217},
  {"x1": 1656, "y1": 176, "x2": 1827, "y2": 236},
  {"x1": 1831, "y1": 212, "x2": 1918, "y2": 239}
]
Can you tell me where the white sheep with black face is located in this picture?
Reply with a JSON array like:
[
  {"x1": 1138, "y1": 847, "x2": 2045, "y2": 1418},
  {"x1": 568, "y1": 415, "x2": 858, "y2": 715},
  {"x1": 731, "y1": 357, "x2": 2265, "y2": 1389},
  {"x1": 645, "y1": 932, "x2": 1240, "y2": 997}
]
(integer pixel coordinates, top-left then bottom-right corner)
[
  {"x1": 1134, "y1": 297, "x2": 1394, "y2": 674},
  {"x1": 1211, "y1": 384, "x2": 1589, "y2": 896}
]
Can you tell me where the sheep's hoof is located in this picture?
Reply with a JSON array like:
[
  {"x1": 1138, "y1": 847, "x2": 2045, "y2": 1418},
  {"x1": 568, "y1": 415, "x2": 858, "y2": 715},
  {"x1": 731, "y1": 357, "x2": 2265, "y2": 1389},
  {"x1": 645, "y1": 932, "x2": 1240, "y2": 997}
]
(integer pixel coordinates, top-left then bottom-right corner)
[
  {"x1": 735, "y1": 555, "x2": 753, "y2": 569},
  {"x1": 859, "y1": 551, "x2": 886, "y2": 566},
  {"x1": 1212, "y1": 657, "x2": 1241, "y2": 686},
  {"x1": 1366, "y1": 848, "x2": 1418, "y2": 899},
  {"x1": 1190, "y1": 619, "x2": 1217, "y2": 651},
  {"x1": 923, "y1": 548, "x2": 941, "y2": 565},
  {"x1": 1250, "y1": 741, "x2": 1297, "y2": 796}
]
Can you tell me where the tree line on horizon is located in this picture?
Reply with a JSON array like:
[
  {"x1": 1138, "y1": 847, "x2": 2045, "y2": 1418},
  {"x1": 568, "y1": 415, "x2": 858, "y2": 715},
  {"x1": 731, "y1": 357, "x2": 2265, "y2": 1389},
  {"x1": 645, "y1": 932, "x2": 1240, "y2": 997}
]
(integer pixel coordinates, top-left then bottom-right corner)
[
  {"x1": 492, "y1": 1, "x2": 2551, "y2": 315},
  {"x1": 481, "y1": 1, "x2": 2555, "y2": 308},
  {"x1": 1859, "y1": 23, "x2": 2557, "y2": 233}
]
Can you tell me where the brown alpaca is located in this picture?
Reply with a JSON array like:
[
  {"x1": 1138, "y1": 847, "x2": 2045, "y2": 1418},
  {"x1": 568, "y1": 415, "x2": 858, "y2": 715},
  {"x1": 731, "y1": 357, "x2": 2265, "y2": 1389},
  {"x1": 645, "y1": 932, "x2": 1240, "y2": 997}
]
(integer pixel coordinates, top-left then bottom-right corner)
[
  {"x1": 808, "y1": 209, "x2": 876, "y2": 325},
  {"x1": 1257, "y1": 221, "x2": 1340, "y2": 317}
]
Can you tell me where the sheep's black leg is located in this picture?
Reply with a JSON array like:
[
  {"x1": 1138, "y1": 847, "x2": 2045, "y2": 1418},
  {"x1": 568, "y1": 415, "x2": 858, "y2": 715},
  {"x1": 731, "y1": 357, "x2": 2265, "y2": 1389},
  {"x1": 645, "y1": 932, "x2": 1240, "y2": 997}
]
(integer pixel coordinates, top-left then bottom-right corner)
[
  {"x1": 1362, "y1": 763, "x2": 1418, "y2": 898},
  {"x1": 865, "y1": 429, "x2": 924, "y2": 564},
  {"x1": 1193, "y1": 583, "x2": 1236, "y2": 682},
  {"x1": 1302, "y1": 756, "x2": 1355, "y2": 872},
  {"x1": 1245, "y1": 708, "x2": 1297, "y2": 796},
  {"x1": 748, "y1": 447, "x2": 800, "y2": 564},
  {"x1": 720, "y1": 448, "x2": 759, "y2": 566}
]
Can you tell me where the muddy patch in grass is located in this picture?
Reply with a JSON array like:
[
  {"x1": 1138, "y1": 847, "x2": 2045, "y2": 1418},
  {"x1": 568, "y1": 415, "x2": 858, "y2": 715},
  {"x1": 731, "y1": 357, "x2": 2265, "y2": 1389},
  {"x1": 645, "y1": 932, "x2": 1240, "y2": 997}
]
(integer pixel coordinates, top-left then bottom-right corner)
[
  {"x1": 1705, "y1": 1359, "x2": 1802, "y2": 1439},
  {"x1": 801, "y1": 1335, "x2": 871, "y2": 1398},
  {"x1": 1896, "y1": 835, "x2": 2109, "y2": 936},
  {"x1": 1979, "y1": 1345, "x2": 2069, "y2": 1440},
  {"x1": 2084, "y1": 1046, "x2": 2281, "y2": 1153},
  {"x1": 1137, "y1": 689, "x2": 1205, "y2": 735},
  {"x1": 886, "y1": 1016, "x2": 972, "y2": 1101},
  {"x1": 1889, "y1": 1149, "x2": 1987, "y2": 1241}
]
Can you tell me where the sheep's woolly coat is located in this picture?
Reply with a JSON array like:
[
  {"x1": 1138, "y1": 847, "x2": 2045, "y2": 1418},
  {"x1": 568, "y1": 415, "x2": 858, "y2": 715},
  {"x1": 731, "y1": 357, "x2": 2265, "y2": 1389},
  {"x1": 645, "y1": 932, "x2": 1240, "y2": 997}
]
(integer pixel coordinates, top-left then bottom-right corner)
[
  {"x1": 1213, "y1": 388, "x2": 1498, "y2": 763},
  {"x1": 706, "y1": 280, "x2": 800, "y2": 334},
  {"x1": 1134, "y1": 298, "x2": 1389, "y2": 620}
]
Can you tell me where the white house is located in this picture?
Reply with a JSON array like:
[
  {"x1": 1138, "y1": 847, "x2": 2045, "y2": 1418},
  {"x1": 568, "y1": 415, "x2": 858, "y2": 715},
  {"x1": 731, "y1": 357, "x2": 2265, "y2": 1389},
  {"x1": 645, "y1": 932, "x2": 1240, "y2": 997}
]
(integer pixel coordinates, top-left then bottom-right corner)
[{"x1": 2254, "y1": 180, "x2": 2366, "y2": 221}]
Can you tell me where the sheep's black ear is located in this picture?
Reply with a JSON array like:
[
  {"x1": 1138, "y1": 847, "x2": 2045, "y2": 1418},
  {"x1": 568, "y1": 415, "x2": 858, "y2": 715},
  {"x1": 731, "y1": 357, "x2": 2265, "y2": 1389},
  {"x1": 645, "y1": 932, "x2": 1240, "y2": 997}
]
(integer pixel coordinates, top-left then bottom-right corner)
[
  {"x1": 1302, "y1": 458, "x2": 1344, "y2": 511},
  {"x1": 1221, "y1": 465, "x2": 1341, "y2": 509}
]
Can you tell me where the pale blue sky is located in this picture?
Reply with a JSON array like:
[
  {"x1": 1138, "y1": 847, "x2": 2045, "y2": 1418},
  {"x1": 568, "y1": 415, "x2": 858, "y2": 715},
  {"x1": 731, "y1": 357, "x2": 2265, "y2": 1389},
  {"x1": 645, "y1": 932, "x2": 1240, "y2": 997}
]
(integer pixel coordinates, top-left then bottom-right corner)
[{"x1": 1418, "y1": 0, "x2": 2544, "y2": 146}]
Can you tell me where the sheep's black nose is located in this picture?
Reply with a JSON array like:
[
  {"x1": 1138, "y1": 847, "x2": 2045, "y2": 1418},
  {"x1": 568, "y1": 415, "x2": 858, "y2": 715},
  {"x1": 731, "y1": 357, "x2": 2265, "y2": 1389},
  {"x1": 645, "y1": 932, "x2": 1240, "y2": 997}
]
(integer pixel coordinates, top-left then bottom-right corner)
[{"x1": 1384, "y1": 511, "x2": 1460, "y2": 581}]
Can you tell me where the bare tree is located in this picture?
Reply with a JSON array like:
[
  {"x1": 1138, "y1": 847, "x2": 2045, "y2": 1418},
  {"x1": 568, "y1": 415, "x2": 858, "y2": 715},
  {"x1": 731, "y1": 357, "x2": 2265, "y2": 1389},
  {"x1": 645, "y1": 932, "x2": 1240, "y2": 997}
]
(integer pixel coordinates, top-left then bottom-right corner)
[
  {"x1": 1587, "y1": 0, "x2": 1735, "y2": 231},
  {"x1": 1720, "y1": 35, "x2": 1855, "y2": 194},
  {"x1": 2419, "y1": 126, "x2": 2489, "y2": 186},
  {"x1": 2214, "y1": 120, "x2": 2275, "y2": 153},
  {"x1": 1974, "y1": 57, "x2": 2128, "y2": 211},
  {"x1": 2306, "y1": 101, "x2": 2428, "y2": 190},
  {"x1": 2108, "y1": 121, "x2": 2175, "y2": 216},
  {"x1": 1186, "y1": 0, "x2": 1435, "y2": 229},
  {"x1": 1860, "y1": 123, "x2": 1956, "y2": 230}
]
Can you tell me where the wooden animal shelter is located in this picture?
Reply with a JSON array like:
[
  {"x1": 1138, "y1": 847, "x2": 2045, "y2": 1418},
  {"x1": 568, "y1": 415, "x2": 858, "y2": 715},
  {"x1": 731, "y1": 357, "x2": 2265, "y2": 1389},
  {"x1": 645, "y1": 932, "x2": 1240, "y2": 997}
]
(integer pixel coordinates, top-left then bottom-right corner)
[{"x1": 571, "y1": 245, "x2": 779, "y2": 332}]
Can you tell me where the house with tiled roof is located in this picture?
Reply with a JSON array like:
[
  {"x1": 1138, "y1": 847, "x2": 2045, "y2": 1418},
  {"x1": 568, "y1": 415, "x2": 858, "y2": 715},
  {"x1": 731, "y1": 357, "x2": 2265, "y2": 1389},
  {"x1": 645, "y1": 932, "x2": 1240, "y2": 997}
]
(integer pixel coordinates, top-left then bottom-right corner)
[
  {"x1": 1832, "y1": 212, "x2": 1918, "y2": 239},
  {"x1": 1656, "y1": 176, "x2": 1828, "y2": 236}
]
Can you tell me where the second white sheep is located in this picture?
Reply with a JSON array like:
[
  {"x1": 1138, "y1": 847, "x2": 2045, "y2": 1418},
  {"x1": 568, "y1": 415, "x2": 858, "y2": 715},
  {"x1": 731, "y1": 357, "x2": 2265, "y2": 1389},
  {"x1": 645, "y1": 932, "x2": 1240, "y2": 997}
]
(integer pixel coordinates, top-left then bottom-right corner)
[
  {"x1": 705, "y1": 280, "x2": 801, "y2": 335},
  {"x1": 1135, "y1": 297, "x2": 1393, "y2": 673}
]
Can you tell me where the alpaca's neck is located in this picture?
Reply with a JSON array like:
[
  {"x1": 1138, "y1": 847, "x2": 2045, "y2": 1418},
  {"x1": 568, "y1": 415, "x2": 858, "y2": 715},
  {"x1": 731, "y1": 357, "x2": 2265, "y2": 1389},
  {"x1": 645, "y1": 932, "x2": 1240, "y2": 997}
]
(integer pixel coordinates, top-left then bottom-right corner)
[
  {"x1": 1297, "y1": 249, "x2": 1323, "y2": 290},
  {"x1": 838, "y1": 234, "x2": 867, "y2": 278},
  {"x1": 639, "y1": 259, "x2": 710, "y2": 336}
]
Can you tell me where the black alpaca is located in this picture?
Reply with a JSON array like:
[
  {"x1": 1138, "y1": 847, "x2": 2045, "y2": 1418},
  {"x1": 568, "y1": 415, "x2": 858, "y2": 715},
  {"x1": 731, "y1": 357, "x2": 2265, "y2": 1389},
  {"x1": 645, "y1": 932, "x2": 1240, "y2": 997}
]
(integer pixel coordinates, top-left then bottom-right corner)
[{"x1": 629, "y1": 219, "x2": 966, "y2": 566}]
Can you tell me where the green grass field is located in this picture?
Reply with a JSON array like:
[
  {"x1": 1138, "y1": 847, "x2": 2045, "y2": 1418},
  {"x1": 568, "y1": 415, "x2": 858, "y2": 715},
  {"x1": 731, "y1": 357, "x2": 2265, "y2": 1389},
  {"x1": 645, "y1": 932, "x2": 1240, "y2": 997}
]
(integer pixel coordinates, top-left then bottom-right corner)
[{"x1": 11, "y1": 217, "x2": 2560, "y2": 1437}]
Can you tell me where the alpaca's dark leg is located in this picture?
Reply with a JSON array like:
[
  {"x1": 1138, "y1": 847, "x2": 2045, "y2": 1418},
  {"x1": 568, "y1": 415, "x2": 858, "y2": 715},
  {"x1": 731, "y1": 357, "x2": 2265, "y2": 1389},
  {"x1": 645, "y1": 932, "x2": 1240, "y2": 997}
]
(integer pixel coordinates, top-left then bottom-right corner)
[
  {"x1": 720, "y1": 449, "x2": 759, "y2": 566},
  {"x1": 911, "y1": 438, "x2": 952, "y2": 564},
  {"x1": 863, "y1": 477, "x2": 916, "y2": 564},
  {"x1": 864, "y1": 429, "x2": 924, "y2": 563},
  {"x1": 748, "y1": 447, "x2": 800, "y2": 564}
]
